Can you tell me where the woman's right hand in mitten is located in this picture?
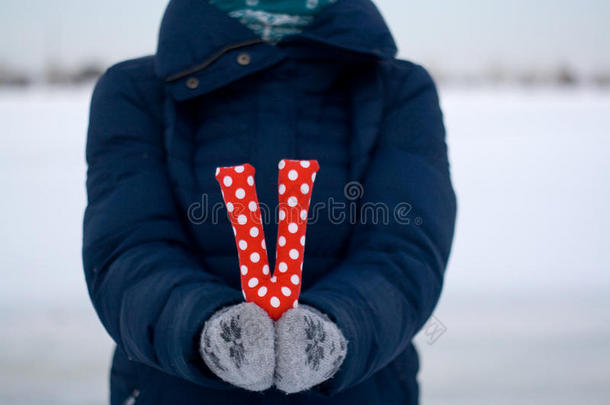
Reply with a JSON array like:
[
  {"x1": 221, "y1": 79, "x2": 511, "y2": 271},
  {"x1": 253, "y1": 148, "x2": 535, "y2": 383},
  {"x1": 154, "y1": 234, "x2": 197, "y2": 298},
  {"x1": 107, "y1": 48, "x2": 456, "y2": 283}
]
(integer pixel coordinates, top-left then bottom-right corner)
[{"x1": 200, "y1": 302, "x2": 275, "y2": 391}]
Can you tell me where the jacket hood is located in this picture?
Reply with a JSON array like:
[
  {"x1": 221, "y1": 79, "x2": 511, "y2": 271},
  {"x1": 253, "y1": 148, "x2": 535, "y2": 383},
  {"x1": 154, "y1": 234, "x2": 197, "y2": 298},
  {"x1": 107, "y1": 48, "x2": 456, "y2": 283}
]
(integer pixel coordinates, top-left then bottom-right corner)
[{"x1": 155, "y1": 0, "x2": 397, "y2": 99}]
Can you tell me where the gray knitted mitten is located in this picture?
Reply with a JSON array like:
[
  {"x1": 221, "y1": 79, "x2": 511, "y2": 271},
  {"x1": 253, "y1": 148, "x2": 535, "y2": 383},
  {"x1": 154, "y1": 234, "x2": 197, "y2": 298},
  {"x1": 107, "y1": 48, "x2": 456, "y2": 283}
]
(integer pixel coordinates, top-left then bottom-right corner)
[
  {"x1": 200, "y1": 302, "x2": 275, "y2": 391},
  {"x1": 274, "y1": 304, "x2": 348, "y2": 393}
]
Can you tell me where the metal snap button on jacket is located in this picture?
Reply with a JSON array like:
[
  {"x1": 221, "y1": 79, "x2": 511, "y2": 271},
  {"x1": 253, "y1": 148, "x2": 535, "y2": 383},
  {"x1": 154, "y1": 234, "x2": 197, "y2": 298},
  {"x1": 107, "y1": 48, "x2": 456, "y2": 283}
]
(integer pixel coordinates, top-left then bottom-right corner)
[
  {"x1": 236, "y1": 52, "x2": 251, "y2": 66},
  {"x1": 186, "y1": 77, "x2": 199, "y2": 89}
]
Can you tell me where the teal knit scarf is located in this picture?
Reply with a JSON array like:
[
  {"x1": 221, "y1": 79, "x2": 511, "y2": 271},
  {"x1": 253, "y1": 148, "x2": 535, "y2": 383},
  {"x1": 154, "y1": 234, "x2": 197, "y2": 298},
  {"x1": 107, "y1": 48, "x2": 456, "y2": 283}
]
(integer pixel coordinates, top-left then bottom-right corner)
[{"x1": 209, "y1": 0, "x2": 337, "y2": 43}]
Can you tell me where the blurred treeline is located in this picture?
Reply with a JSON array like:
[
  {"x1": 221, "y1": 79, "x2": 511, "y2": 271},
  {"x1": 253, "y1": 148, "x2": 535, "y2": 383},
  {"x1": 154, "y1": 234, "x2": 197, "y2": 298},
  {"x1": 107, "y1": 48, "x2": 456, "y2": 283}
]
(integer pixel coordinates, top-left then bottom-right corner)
[{"x1": 1, "y1": 61, "x2": 609, "y2": 88}]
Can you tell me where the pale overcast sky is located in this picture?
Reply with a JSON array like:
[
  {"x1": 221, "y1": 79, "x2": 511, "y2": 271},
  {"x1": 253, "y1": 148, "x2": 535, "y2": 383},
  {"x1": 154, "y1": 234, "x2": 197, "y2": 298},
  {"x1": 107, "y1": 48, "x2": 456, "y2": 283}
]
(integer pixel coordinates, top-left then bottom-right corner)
[{"x1": 1, "y1": 0, "x2": 609, "y2": 75}]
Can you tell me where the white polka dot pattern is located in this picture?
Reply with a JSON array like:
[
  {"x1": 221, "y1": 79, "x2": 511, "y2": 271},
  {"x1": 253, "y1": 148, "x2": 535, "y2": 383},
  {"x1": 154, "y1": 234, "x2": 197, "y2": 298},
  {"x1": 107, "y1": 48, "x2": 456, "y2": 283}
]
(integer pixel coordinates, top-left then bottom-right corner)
[{"x1": 215, "y1": 160, "x2": 319, "y2": 320}]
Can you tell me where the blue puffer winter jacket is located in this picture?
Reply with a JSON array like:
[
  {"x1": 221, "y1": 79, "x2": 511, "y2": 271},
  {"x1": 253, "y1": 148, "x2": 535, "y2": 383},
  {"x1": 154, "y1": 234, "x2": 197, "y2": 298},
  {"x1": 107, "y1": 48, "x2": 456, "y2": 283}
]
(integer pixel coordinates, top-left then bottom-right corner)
[{"x1": 83, "y1": 0, "x2": 457, "y2": 403}]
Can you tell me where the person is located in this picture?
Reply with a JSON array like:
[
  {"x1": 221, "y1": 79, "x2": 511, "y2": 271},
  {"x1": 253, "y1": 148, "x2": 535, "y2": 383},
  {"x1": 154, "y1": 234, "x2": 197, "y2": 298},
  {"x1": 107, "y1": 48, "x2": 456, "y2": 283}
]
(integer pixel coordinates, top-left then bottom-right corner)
[{"x1": 82, "y1": 0, "x2": 457, "y2": 403}]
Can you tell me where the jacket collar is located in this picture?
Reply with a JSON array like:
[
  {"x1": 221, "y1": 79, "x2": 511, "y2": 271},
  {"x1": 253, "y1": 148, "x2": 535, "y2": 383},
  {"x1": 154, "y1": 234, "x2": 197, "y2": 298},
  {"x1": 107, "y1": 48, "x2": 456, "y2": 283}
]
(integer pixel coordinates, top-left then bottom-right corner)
[{"x1": 155, "y1": 0, "x2": 397, "y2": 100}]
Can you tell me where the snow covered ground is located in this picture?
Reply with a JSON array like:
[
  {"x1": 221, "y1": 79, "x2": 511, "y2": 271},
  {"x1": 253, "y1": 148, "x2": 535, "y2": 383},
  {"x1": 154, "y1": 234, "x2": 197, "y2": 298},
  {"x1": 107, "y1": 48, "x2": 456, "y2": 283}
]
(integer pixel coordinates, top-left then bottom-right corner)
[{"x1": 0, "y1": 85, "x2": 609, "y2": 404}]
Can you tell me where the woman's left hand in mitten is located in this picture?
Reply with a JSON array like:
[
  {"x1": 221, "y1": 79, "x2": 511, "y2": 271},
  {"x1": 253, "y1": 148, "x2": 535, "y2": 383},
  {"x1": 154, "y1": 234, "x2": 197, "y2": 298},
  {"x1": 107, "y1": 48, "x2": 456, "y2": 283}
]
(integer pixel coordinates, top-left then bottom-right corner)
[{"x1": 274, "y1": 304, "x2": 347, "y2": 393}]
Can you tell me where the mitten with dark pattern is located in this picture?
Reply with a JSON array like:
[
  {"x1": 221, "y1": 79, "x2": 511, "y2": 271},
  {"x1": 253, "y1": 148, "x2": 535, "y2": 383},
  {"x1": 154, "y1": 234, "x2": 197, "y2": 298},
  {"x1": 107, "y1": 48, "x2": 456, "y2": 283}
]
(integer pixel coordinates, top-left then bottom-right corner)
[
  {"x1": 200, "y1": 302, "x2": 275, "y2": 391},
  {"x1": 274, "y1": 304, "x2": 348, "y2": 393}
]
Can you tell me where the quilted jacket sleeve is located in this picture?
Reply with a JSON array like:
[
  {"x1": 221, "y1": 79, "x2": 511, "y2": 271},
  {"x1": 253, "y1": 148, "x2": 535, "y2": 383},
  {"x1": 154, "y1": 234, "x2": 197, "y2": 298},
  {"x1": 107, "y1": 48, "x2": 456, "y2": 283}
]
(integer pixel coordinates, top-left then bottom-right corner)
[
  {"x1": 82, "y1": 63, "x2": 242, "y2": 389},
  {"x1": 300, "y1": 63, "x2": 457, "y2": 394}
]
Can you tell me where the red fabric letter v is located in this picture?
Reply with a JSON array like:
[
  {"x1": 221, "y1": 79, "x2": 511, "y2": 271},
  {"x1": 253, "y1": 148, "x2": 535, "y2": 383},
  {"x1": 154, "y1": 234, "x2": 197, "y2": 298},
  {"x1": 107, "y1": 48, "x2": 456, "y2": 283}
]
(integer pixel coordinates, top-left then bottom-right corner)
[{"x1": 215, "y1": 159, "x2": 320, "y2": 320}]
